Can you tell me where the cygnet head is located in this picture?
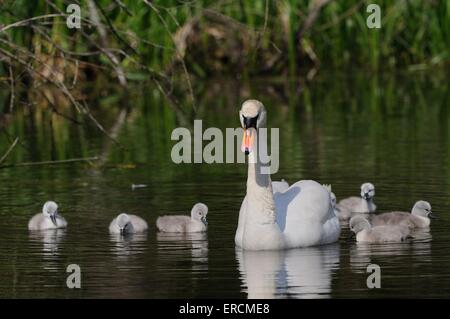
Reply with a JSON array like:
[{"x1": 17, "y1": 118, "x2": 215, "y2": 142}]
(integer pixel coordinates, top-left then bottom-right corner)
[
  {"x1": 360, "y1": 182, "x2": 375, "y2": 200},
  {"x1": 191, "y1": 203, "x2": 208, "y2": 226},
  {"x1": 349, "y1": 215, "x2": 371, "y2": 237},
  {"x1": 117, "y1": 213, "x2": 132, "y2": 234},
  {"x1": 239, "y1": 100, "x2": 267, "y2": 155},
  {"x1": 330, "y1": 192, "x2": 337, "y2": 208},
  {"x1": 43, "y1": 201, "x2": 58, "y2": 226},
  {"x1": 412, "y1": 200, "x2": 433, "y2": 218}
]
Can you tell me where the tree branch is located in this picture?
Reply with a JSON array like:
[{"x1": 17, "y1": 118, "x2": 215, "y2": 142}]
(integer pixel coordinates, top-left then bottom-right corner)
[{"x1": 0, "y1": 137, "x2": 19, "y2": 166}]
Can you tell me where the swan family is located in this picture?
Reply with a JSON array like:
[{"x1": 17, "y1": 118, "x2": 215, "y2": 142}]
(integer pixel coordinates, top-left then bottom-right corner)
[{"x1": 27, "y1": 99, "x2": 434, "y2": 251}]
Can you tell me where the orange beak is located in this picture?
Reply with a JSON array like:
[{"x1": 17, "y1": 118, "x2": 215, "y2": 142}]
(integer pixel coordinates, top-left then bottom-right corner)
[{"x1": 241, "y1": 128, "x2": 255, "y2": 155}]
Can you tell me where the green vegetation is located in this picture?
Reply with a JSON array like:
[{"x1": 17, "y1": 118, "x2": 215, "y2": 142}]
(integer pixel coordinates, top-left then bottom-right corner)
[
  {"x1": 0, "y1": 0, "x2": 448, "y2": 82},
  {"x1": 0, "y1": 0, "x2": 448, "y2": 166}
]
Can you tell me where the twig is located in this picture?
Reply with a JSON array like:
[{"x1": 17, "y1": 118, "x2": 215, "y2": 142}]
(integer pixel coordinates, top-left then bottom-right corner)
[
  {"x1": 0, "y1": 137, "x2": 19, "y2": 166},
  {"x1": 113, "y1": 0, "x2": 132, "y2": 16},
  {"x1": 0, "y1": 45, "x2": 122, "y2": 147},
  {"x1": 316, "y1": 0, "x2": 365, "y2": 32},
  {"x1": 0, "y1": 156, "x2": 99, "y2": 169},
  {"x1": 144, "y1": 0, "x2": 197, "y2": 113},
  {"x1": 30, "y1": 25, "x2": 107, "y2": 57},
  {"x1": 0, "y1": 42, "x2": 83, "y2": 113},
  {"x1": 70, "y1": 59, "x2": 79, "y2": 89},
  {"x1": 93, "y1": 0, "x2": 137, "y2": 55},
  {"x1": 253, "y1": 0, "x2": 269, "y2": 52},
  {"x1": 0, "y1": 13, "x2": 65, "y2": 33},
  {"x1": 39, "y1": 91, "x2": 82, "y2": 125},
  {"x1": 81, "y1": 101, "x2": 126, "y2": 150},
  {"x1": 2, "y1": 128, "x2": 28, "y2": 151},
  {"x1": 295, "y1": 0, "x2": 334, "y2": 45},
  {"x1": 87, "y1": 0, "x2": 127, "y2": 86},
  {"x1": 8, "y1": 64, "x2": 14, "y2": 112},
  {"x1": 97, "y1": 107, "x2": 129, "y2": 166}
]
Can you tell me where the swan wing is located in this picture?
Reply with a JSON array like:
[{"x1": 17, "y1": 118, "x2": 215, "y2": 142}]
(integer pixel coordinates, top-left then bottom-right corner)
[
  {"x1": 371, "y1": 225, "x2": 410, "y2": 242},
  {"x1": 235, "y1": 196, "x2": 248, "y2": 248},
  {"x1": 321, "y1": 215, "x2": 341, "y2": 245},
  {"x1": 338, "y1": 196, "x2": 361, "y2": 211},
  {"x1": 371, "y1": 211, "x2": 410, "y2": 227},
  {"x1": 156, "y1": 216, "x2": 190, "y2": 232},
  {"x1": 275, "y1": 180, "x2": 340, "y2": 247},
  {"x1": 272, "y1": 179, "x2": 289, "y2": 194}
]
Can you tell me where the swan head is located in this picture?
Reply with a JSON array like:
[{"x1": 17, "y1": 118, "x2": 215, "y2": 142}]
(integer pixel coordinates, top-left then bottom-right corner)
[
  {"x1": 360, "y1": 182, "x2": 375, "y2": 200},
  {"x1": 191, "y1": 203, "x2": 208, "y2": 225},
  {"x1": 412, "y1": 200, "x2": 433, "y2": 218},
  {"x1": 43, "y1": 201, "x2": 59, "y2": 226},
  {"x1": 117, "y1": 213, "x2": 132, "y2": 234},
  {"x1": 239, "y1": 99, "x2": 266, "y2": 155}
]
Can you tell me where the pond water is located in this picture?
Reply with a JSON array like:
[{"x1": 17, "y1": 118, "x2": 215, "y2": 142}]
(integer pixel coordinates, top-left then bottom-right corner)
[{"x1": 0, "y1": 71, "x2": 449, "y2": 298}]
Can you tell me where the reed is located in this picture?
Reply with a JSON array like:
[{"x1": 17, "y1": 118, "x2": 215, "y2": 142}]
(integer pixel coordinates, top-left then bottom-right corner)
[{"x1": 0, "y1": 0, "x2": 447, "y2": 80}]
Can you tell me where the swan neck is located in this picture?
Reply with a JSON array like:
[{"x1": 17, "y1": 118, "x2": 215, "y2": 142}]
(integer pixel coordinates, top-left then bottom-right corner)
[
  {"x1": 247, "y1": 152, "x2": 272, "y2": 188},
  {"x1": 245, "y1": 147, "x2": 276, "y2": 224},
  {"x1": 364, "y1": 198, "x2": 375, "y2": 210}
]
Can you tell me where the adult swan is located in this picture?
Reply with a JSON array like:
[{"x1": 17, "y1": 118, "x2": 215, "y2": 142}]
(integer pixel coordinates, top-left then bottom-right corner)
[{"x1": 235, "y1": 100, "x2": 340, "y2": 250}]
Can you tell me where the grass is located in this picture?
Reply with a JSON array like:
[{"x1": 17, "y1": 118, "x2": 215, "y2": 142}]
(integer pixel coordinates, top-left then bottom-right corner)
[{"x1": 0, "y1": 0, "x2": 448, "y2": 80}]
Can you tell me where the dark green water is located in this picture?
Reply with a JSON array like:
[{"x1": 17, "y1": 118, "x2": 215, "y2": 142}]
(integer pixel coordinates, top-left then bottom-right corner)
[{"x1": 0, "y1": 71, "x2": 449, "y2": 298}]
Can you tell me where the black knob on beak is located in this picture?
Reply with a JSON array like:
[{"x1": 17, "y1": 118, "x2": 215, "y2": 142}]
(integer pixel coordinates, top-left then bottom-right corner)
[{"x1": 242, "y1": 114, "x2": 258, "y2": 129}]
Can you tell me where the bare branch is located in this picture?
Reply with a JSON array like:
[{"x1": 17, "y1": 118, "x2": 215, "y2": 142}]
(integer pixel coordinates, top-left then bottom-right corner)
[
  {"x1": 0, "y1": 137, "x2": 19, "y2": 166},
  {"x1": 8, "y1": 64, "x2": 14, "y2": 112},
  {"x1": 0, "y1": 156, "x2": 99, "y2": 169},
  {"x1": 93, "y1": 0, "x2": 137, "y2": 55},
  {"x1": 113, "y1": 0, "x2": 132, "y2": 16},
  {"x1": 144, "y1": 0, "x2": 197, "y2": 112},
  {"x1": 81, "y1": 101, "x2": 126, "y2": 150},
  {"x1": 295, "y1": 0, "x2": 334, "y2": 45},
  {"x1": 0, "y1": 13, "x2": 65, "y2": 33}
]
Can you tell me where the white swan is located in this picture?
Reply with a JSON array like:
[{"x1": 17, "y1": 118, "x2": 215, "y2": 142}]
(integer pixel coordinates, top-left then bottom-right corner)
[
  {"x1": 235, "y1": 100, "x2": 340, "y2": 250},
  {"x1": 28, "y1": 201, "x2": 67, "y2": 230},
  {"x1": 371, "y1": 200, "x2": 433, "y2": 229},
  {"x1": 109, "y1": 213, "x2": 148, "y2": 234},
  {"x1": 349, "y1": 215, "x2": 411, "y2": 243},
  {"x1": 156, "y1": 203, "x2": 208, "y2": 233},
  {"x1": 337, "y1": 183, "x2": 376, "y2": 219}
]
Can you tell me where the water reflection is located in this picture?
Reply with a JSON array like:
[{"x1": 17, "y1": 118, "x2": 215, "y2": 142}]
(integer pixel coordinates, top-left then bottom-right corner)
[
  {"x1": 156, "y1": 232, "x2": 209, "y2": 273},
  {"x1": 109, "y1": 233, "x2": 148, "y2": 263},
  {"x1": 28, "y1": 229, "x2": 66, "y2": 271},
  {"x1": 236, "y1": 244, "x2": 340, "y2": 299},
  {"x1": 349, "y1": 229, "x2": 432, "y2": 273}
]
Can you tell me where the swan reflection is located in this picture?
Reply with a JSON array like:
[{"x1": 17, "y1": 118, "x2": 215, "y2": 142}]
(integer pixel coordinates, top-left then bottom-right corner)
[
  {"x1": 236, "y1": 244, "x2": 340, "y2": 299},
  {"x1": 29, "y1": 229, "x2": 66, "y2": 271},
  {"x1": 109, "y1": 233, "x2": 148, "y2": 262},
  {"x1": 349, "y1": 228, "x2": 432, "y2": 273},
  {"x1": 157, "y1": 232, "x2": 209, "y2": 274}
]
